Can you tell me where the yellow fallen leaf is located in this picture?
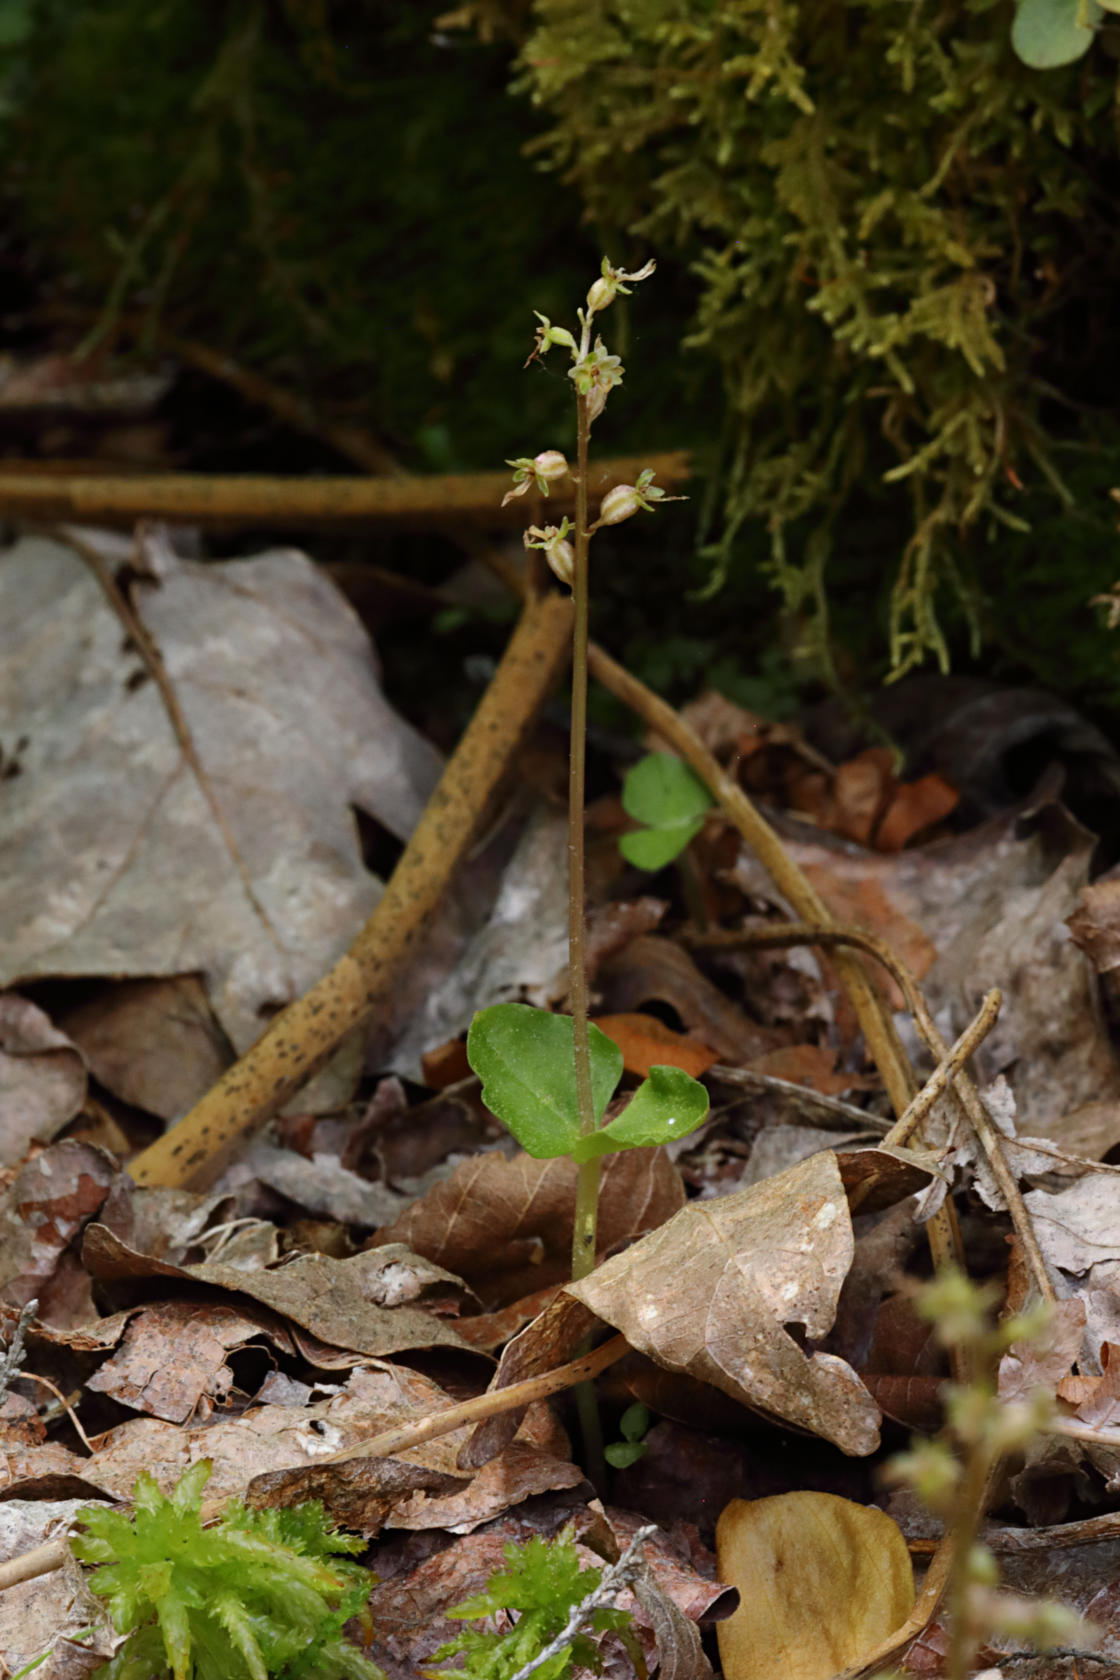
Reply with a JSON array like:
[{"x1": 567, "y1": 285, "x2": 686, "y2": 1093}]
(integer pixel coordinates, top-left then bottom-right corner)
[{"x1": 716, "y1": 1490, "x2": 915, "y2": 1680}]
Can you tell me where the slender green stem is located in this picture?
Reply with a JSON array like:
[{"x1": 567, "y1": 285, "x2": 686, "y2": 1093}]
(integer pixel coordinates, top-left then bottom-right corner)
[
  {"x1": 569, "y1": 389, "x2": 598, "y2": 1286},
  {"x1": 945, "y1": 1428, "x2": 994, "y2": 1680}
]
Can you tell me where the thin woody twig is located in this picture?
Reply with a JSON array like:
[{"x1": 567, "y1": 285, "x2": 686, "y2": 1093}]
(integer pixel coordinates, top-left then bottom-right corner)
[
  {"x1": 883, "y1": 990, "x2": 1003, "y2": 1149},
  {"x1": 321, "y1": 1333, "x2": 629, "y2": 1465}
]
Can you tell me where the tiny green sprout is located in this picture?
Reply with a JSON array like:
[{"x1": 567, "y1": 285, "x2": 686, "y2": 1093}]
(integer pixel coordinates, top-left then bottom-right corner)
[
  {"x1": 71, "y1": 1460, "x2": 381, "y2": 1680},
  {"x1": 604, "y1": 1402, "x2": 652, "y2": 1471},
  {"x1": 618, "y1": 751, "x2": 715, "y2": 871},
  {"x1": 466, "y1": 1002, "x2": 708, "y2": 1164},
  {"x1": 426, "y1": 1529, "x2": 641, "y2": 1680}
]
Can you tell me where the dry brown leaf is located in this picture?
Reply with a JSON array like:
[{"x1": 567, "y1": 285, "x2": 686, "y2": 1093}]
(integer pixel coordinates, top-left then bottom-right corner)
[
  {"x1": 875, "y1": 773, "x2": 958, "y2": 852},
  {"x1": 831, "y1": 749, "x2": 895, "y2": 846},
  {"x1": 593, "y1": 1011, "x2": 719, "y2": 1078},
  {"x1": 746, "y1": 1043, "x2": 875, "y2": 1097},
  {"x1": 81, "y1": 1225, "x2": 475, "y2": 1358},
  {"x1": 715, "y1": 1491, "x2": 915, "y2": 1680},
  {"x1": 0, "y1": 1499, "x2": 117, "y2": 1680},
  {"x1": 84, "y1": 1298, "x2": 286, "y2": 1422},
  {"x1": 60, "y1": 975, "x2": 231, "y2": 1122},
  {"x1": 371, "y1": 1145, "x2": 684, "y2": 1310},
  {"x1": 0, "y1": 1140, "x2": 118, "y2": 1315},
  {"x1": 567, "y1": 1151, "x2": 881, "y2": 1454},
  {"x1": 597, "y1": 936, "x2": 783, "y2": 1064},
  {"x1": 1068, "y1": 874, "x2": 1120, "y2": 973},
  {"x1": 0, "y1": 994, "x2": 87, "y2": 1164},
  {"x1": 734, "y1": 800, "x2": 1120, "y2": 1132},
  {"x1": 460, "y1": 1291, "x2": 600, "y2": 1469}
]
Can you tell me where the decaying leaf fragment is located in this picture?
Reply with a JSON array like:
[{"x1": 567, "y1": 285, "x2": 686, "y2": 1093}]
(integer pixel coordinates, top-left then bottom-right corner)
[
  {"x1": 567, "y1": 1151, "x2": 882, "y2": 1454},
  {"x1": 715, "y1": 1491, "x2": 914, "y2": 1680}
]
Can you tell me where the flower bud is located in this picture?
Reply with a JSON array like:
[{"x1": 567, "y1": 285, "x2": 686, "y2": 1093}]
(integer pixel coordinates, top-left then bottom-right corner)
[
  {"x1": 586, "y1": 276, "x2": 614, "y2": 313},
  {"x1": 533, "y1": 450, "x2": 569, "y2": 485},
  {"x1": 543, "y1": 537, "x2": 574, "y2": 587},
  {"x1": 598, "y1": 484, "x2": 642, "y2": 526},
  {"x1": 523, "y1": 520, "x2": 575, "y2": 587}
]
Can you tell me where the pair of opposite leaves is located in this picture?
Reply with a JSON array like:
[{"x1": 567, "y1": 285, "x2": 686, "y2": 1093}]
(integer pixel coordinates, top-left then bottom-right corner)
[{"x1": 466, "y1": 1002, "x2": 709, "y2": 1163}]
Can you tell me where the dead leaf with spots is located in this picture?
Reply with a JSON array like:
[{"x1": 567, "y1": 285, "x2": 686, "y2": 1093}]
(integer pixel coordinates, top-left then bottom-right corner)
[
  {"x1": 370, "y1": 1145, "x2": 684, "y2": 1310},
  {"x1": 0, "y1": 1140, "x2": 118, "y2": 1314},
  {"x1": 566, "y1": 1150, "x2": 882, "y2": 1455},
  {"x1": 84, "y1": 1298, "x2": 292, "y2": 1422},
  {"x1": 81, "y1": 1225, "x2": 475, "y2": 1358}
]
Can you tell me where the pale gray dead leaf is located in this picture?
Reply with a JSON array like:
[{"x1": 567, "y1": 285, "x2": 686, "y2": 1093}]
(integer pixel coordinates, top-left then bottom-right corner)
[
  {"x1": 1024, "y1": 1173, "x2": 1120, "y2": 1277},
  {"x1": 568, "y1": 1150, "x2": 881, "y2": 1455},
  {"x1": 0, "y1": 994, "x2": 87, "y2": 1167},
  {"x1": 387, "y1": 802, "x2": 570, "y2": 1080},
  {"x1": 236, "y1": 1139, "x2": 414, "y2": 1227},
  {"x1": 741, "y1": 1125, "x2": 869, "y2": 1188},
  {"x1": 0, "y1": 535, "x2": 442, "y2": 1052}
]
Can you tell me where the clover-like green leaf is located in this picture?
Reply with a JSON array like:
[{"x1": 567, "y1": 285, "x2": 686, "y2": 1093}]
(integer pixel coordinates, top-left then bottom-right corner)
[
  {"x1": 1011, "y1": 0, "x2": 1099, "y2": 66},
  {"x1": 466, "y1": 1003, "x2": 623, "y2": 1158},
  {"x1": 619, "y1": 752, "x2": 713, "y2": 871},
  {"x1": 571, "y1": 1063, "x2": 710, "y2": 1162}
]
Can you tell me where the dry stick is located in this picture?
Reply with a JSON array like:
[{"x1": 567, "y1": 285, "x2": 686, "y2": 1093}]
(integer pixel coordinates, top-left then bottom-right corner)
[
  {"x1": 0, "y1": 454, "x2": 692, "y2": 532},
  {"x1": 63, "y1": 525, "x2": 292, "y2": 978},
  {"x1": 883, "y1": 990, "x2": 1003, "y2": 1149},
  {"x1": 693, "y1": 922, "x2": 1056, "y2": 1307},
  {"x1": 127, "y1": 589, "x2": 574, "y2": 1188},
  {"x1": 0, "y1": 1540, "x2": 71, "y2": 1593},
  {"x1": 321, "y1": 1333, "x2": 629, "y2": 1465}
]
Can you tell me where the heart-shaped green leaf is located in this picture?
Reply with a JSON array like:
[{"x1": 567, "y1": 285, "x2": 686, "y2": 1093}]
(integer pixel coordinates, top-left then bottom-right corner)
[
  {"x1": 619, "y1": 753, "x2": 714, "y2": 871},
  {"x1": 619, "y1": 820, "x2": 706, "y2": 872},
  {"x1": 570, "y1": 1064, "x2": 710, "y2": 1162},
  {"x1": 466, "y1": 1003, "x2": 623, "y2": 1158},
  {"x1": 1011, "y1": 0, "x2": 1099, "y2": 66}
]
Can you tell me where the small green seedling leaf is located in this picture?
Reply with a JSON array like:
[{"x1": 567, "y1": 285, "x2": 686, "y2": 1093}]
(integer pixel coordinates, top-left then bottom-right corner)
[
  {"x1": 619, "y1": 752, "x2": 713, "y2": 871},
  {"x1": 466, "y1": 1003, "x2": 623, "y2": 1157},
  {"x1": 604, "y1": 1402, "x2": 652, "y2": 1470},
  {"x1": 1011, "y1": 0, "x2": 1100, "y2": 65},
  {"x1": 571, "y1": 1064, "x2": 710, "y2": 1162}
]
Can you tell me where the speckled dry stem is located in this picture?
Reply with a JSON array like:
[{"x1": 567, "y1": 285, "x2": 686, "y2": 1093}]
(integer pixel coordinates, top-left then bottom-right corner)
[{"x1": 128, "y1": 590, "x2": 574, "y2": 1189}]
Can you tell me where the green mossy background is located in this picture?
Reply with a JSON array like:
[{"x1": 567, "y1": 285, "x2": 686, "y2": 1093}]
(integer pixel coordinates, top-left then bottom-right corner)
[{"x1": 4, "y1": 0, "x2": 1120, "y2": 722}]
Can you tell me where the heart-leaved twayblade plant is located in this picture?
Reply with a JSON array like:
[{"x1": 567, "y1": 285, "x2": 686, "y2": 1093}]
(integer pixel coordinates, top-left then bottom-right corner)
[
  {"x1": 465, "y1": 260, "x2": 710, "y2": 1296},
  {"x1": 618, "y1": 751, "x2": 715, "y2": 872},
  {"x1": 466, "y1": 1003, "x2": 708, "y2": 1164}
]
